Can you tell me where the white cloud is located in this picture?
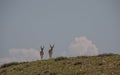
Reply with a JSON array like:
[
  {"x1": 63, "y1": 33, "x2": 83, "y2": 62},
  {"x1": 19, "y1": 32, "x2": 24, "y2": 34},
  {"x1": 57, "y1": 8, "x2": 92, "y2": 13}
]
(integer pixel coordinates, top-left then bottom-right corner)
[
  {"x1": 0, "y1": 57, "x2": 13, "y2": 65},
  {"x1": 0, "y1": 48, "x2": 40, "y2": 65},
  {"x1": 63, "y1": 36, "x2": 98, "y2": 57},
  {"x1": 9, "y1": 48, "x2": 40, "y2": 62}
]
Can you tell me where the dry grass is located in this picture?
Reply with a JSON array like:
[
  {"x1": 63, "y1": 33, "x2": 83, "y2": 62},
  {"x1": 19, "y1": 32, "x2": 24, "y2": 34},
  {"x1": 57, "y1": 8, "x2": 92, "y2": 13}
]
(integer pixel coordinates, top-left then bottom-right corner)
[{"x1": 0, "y1": 53, "x2": 120, "y2": 75}]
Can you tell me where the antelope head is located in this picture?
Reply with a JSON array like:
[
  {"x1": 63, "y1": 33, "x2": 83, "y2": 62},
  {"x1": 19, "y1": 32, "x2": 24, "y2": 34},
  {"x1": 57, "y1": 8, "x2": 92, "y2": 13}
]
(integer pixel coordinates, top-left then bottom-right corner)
[
  {"x1": 40, "y1": 46, "x2": 44, "y2": 51},
  {"x1": 49, "y1": 44, "x2": 54, "y2": 50}
]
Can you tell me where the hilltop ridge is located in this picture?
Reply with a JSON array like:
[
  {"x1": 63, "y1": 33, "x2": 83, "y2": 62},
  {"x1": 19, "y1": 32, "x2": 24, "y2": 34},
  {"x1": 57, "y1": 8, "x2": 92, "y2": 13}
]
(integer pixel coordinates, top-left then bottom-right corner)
[{"x1": 0, "y1": 54, "x2": 120, "y2": 75}]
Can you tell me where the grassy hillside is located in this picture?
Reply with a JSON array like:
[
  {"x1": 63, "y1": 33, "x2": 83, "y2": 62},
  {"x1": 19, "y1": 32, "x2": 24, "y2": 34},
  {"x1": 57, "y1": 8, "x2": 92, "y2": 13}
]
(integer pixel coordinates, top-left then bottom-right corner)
[{"x1": 0, "y1": 54, "x2": 120, "y2": 75}]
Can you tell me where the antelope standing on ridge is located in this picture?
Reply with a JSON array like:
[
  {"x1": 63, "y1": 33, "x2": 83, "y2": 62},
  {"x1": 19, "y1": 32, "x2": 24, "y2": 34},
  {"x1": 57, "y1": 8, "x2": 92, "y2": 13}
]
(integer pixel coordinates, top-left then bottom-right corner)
[
  {"x1": 49, "y1": 44, "x2": 54, "y2": 59},
  {"x1": 40, "y1": 46, "x2": 44, "y2": 60}
]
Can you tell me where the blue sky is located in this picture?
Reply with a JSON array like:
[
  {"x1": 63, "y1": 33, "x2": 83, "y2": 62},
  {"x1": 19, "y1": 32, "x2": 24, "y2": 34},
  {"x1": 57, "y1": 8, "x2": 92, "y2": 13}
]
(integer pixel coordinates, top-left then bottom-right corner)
[{"x1": 0, "y1": 0, "x2": 120, "y2": 64}]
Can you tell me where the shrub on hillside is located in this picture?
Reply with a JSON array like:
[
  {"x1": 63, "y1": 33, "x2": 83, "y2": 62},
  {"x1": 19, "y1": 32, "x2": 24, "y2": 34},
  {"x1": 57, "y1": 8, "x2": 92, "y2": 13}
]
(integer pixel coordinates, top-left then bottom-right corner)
[
  {"x1": 55, "y1": 56, "x2": 68, "y2": 61},
  {"x1": 0, "y1": 62, "x2": 19, "y2": 68},
  {"x1": 98, "y1": 53, "x2": 116, "y2": 57},
  {"x1": 43, "y1": 70, "x2": 56, "y2": 75},
  {"x1": 74, "y1": 61, "x2": 82, "y2": 65}
]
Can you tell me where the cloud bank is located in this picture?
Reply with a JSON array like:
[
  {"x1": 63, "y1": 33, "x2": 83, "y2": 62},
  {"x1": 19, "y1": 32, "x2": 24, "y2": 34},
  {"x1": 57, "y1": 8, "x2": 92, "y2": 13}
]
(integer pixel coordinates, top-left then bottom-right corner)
[
  {"x1": 0, "y1": 58, "x2": 13, "y2": 65},
  {"x1": 62, "y1": 36, "x2": 98, "y2": 57},
  {"x1": 0, "y1": 48, "x2": 40, "y2": 65},
  {"x1": 9, "y1": 48, "x2": 40, "y2": 62}
]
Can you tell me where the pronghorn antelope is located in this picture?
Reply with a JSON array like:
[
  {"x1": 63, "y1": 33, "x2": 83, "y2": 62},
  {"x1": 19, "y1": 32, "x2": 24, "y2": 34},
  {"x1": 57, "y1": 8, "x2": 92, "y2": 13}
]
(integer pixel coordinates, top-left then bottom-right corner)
[
  {"x1": 40, "y1": 46, "x2": 44, "y2": 60},
  {"x1": 49, "y1": 44, "x2": 54, "y2": 58}
]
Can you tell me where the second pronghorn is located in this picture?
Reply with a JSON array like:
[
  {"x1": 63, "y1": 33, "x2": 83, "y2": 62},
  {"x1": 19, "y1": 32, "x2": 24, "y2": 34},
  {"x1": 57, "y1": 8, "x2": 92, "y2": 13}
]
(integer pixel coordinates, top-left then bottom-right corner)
[{"x1": 48, "y1": 44, "x2": 54, "y2": 59}]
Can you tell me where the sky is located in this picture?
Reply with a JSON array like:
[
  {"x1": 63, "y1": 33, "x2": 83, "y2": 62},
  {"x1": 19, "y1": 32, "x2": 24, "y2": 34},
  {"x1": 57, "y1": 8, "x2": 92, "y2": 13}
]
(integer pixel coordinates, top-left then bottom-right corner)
[{"x1": 0, "y1": 0, "x2": 120, "y2": 65}]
